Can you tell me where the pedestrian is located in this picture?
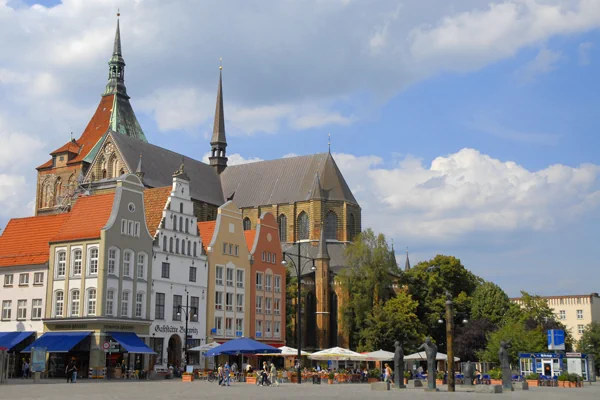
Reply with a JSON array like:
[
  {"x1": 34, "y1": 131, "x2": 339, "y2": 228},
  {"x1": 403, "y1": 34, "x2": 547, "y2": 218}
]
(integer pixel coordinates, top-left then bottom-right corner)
[
  {"x1": 270, "y1": 362, "x2": 279, "y2": 387},
  {"x1": 223, "y1": 362, "x2": 231, "y2": 386},
  {"x1": 21, "y1": 359, "x2": 28, "y2": 379},
  {"x1": 384, "y1": 363, "x2": 393, "y2": 385},
  {"x1": 66, "y1": 362, "x2": 72, "y2": 383},
  {"x1": 71, "y1": 361, "x2": 78, "y2": 383},
  {"x1": 217, "y1": 364, "x2": 223, "y2": 386}
]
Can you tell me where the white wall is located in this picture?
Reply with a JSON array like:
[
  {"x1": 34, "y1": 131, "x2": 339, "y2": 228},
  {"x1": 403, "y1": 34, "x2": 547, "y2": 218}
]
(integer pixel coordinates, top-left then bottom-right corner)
[{"x1": 0, "y1": 266, "x2": 47, "y2": 334}]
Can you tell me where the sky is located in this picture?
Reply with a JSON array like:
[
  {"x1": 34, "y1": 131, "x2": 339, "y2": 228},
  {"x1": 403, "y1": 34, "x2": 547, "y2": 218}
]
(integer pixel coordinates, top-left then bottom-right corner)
[{"x1": 1, "y1": 0, "x2": 599, "y2": 297}]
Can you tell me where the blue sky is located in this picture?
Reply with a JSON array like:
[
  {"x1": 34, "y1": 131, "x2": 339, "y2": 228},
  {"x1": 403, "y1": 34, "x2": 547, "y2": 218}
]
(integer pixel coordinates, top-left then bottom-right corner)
[{"x1": 1, "y1": 1, "x2": 600, "y2": 297}]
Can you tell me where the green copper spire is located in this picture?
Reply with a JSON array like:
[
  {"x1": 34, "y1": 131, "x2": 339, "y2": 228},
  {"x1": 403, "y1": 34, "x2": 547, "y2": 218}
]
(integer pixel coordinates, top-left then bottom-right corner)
[{"x1": 103, "y1": 15, "x2": 128, "y2": 98}]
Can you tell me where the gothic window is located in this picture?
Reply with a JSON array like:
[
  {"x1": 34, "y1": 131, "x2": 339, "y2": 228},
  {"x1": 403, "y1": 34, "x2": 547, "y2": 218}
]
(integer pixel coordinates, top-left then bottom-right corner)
[
  {"x1": 54, "y1": 178, "x2": 62, "y2": 206},
  {"x1": 108, "y1": 154, "x2": 118, "y2": 178},
  {"x1": 119, "y1": 168, "x2": 125, "y2": 176},
  {"x1": 102, "y1": 169, "x2": 107, "y2": 179},
  {"x1": 297, "y1": 212, "x2": 309, "y2": 241},
  {"x1": 187, "y1": 241, "x2": 191, "y2": 256},
  {"x1": 324, "y1": 211, "x2": 338, "y2": 240},
  {"x1": 243, "y1": 217, "x2": 251, "y2": 231},
  {"x1": 185, "y1": 218, "x2": 189, "y2": 233},
  {"x1": 278, "y1": 214, "x2": 287, "y2": 242},
  {"x1": 347, "y1": 213, "x2": 356, "y2": 242}
]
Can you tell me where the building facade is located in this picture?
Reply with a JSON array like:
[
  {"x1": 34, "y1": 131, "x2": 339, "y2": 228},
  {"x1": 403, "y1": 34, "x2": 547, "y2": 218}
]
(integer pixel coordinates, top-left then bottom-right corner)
[
  {"x1": 145, "y1": 168, "x2": 208, "y2": 370},
  {"x1": 511, "y1": 293, "x2": 600, "y2": 342}
]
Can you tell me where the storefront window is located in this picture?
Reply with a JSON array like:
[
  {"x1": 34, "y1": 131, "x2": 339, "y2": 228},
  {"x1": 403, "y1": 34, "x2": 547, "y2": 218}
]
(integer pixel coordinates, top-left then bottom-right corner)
[{"x1": 151, "y1": 338, "x2": 164, "y2": 366}]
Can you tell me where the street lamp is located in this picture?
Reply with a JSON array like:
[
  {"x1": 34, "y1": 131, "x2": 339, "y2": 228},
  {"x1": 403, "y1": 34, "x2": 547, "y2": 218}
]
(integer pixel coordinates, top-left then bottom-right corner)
[
  {"x1": 177, "y1": 290, "x2": 198, "y2": 367},
  {"x1": 281, "y1": 247, "x2": 316, "y2": 384},
  {"x1": 437, "y1": 292, "x2": 468, "y2": 392}
]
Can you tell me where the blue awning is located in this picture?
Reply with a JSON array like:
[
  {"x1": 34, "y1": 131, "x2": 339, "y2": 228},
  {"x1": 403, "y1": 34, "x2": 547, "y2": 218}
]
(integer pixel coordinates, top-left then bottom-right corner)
[
  {"x1": 0, "y1": 331, "x2": 35, "y2": 351},
  {"x1": 22, "y1": 331, "x2": 92, "y2": 353},
  {"x1": 109, "y1": 332, "x2": 155, "y2": 354}
]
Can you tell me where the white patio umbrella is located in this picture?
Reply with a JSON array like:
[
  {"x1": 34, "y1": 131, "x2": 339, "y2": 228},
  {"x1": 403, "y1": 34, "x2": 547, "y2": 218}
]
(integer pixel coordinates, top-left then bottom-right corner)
[
  {"x1": 260, "y1": 346, "x2": 311, "y2": 357},
  {"x1": 309, "y1": 347, "x2": 366, "y2": 361},
  {"x1": 404, "y1": 351, "x2": 460, "y2": 362},
  {"x1": 363, "y1": 349, "x2": 395, "y2": 361},
  {"x1": 188, "y1": 341, "x2": 221, "y2": 352}
]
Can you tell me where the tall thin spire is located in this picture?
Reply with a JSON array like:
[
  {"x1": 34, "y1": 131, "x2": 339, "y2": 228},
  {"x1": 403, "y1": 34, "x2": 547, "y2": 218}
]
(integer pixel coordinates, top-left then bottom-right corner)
[
  {"x1": 135, "y1": 154, "x2": 144, "y2": 180},
  {"x1": 405, "y1": 247, "x2": 411, "y2": 271},
  {"x1": 103, "y1": 12, "x2": 128, "y2": 97},
  {"x1": 209, "y1": 58, "x2": 228, "y2": 174},
  {"x1": 316, "y1": 221, "x2": 330, "y2": 260}
]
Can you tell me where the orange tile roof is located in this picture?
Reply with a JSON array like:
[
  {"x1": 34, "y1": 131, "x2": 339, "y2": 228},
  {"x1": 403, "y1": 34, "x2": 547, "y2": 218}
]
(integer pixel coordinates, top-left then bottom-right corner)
[
  {"x1": 244, "y1": 230, "x2": 256, "y2": 252},
  {"x1": 51, "y1": 139, "x2": 82, "y2": 156},
  {"x1": 197, "y1": 221, "x2": 216, "y2": 251},
  {"x1": 51, "y1": 193, "x2": 115, "y2": 243},
  {"x1": 0, "y1": 214, "x2": 70, "y2": 268},
  {"x1": 38, "y1": 95, "x2": 114, "y2": 170},
  {"x1": 143, "y1": 186, "x2": 171, "y2": 237}
]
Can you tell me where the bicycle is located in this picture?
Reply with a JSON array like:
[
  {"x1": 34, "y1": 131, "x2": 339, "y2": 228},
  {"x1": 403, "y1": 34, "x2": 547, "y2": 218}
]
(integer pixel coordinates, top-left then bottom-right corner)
[{"x1": 207, "y1": 371, "x2": 217, "y2": 382}]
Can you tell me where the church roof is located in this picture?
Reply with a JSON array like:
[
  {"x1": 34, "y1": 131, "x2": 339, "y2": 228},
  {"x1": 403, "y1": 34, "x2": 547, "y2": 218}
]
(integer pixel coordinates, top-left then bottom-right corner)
[
  {"x1": 143, "y1": 186, "x2": 171, "y2": 237},
  {"x1": 51, "y1": 193, "x2": 115, "y2": 243},
  {"x1": 220, "y1": 152, "x2": 358, "y2": 208},
  {"x1": 108, "y1": 132, "x2": 225, "y2": 206},
  {"x1": 0, "y1": 214, "x2": 70, "y2": 268}
]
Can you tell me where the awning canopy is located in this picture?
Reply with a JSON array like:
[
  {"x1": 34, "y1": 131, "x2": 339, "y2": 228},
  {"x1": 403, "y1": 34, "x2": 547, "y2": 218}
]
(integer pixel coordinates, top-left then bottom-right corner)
[
  {"x1": 404, "y1": 351, "x2": 460, "y2": 362},
  {"x1": 206, "y1": 338, "x2": 282, "y2": 356},
  {"x1": 259, "y1": 346, "x2": 311, "y2": 357},
  {"x1": 109, "y1": 332, "x2": 155, "y2": 354},
  {"x1": 0, "y1": 331, "x2": 35, "y2": 351},
  {"x1": 309, "y1": 347, "x2": 366, "y2": 361},
  {"x1": 188, "y1": 341, "x2": 221, "y2": 352},
  {"x1": 363, "y1": 349, "x2": 395, "y2": 361},
  {"x1": 22, "y1": 331, "x2": 92, "y2": 353}
]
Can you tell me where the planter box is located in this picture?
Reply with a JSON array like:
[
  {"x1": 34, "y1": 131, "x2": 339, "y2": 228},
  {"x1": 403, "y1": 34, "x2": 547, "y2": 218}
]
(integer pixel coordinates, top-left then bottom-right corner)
[
  {"x1": 328, "y1": 379, "x2": 334, "y2": 384},
  {"x1": 246, "y1": 377, "x2": 257, "y2": 384},
  {"x1": 436, "y1": 379, "x2": 443, "y2": 385},
  {"x1": 490, "y1": 379, "x2": 502, "y2": 385},
  {"x1": 368, "y1": 377, "x2": 379, "y2": 383},
  {"x1": 182, "y1": 375, "x2": 193, "y2": 382},
  {"x1": 526, "y1": 380, "x2": 538, "y2": 387}
]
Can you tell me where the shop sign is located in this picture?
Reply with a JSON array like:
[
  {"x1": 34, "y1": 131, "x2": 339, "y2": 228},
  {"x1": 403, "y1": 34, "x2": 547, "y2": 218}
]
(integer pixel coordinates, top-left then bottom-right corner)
[
  {"x1": 154, "y1": 325, "x2": 199, "y2": 336},
  {"x1": 566, "y1": 352, "x2": 582, "y2": 358},
  {"x1": 53, "y1": 323, "x2": 88, "y2": 330},
  {"x1": 102, "y1": 324, "x2": 135, "y2": 331}
]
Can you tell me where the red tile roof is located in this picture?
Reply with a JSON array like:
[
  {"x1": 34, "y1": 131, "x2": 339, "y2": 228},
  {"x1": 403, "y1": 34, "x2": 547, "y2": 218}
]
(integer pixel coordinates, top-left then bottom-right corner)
[
  {"x1": 244, "y1": 230, "x2": 256, "y2": 252},
  {"x1": 51, "y1": 193, "x2": 115, "y2": 243},
  {"x1": 143, "y1": 186, "x2": 171, "y2": 237},
  {"x1": 51, "y1": 139, "x2": 82, "y2": 156},
  {"x1": 38, "y1": 95, "x2": 114, "y2": 170},
  {"x1": 197, "y1": 221, "x2": 216, "y2": 251},
  {"x1": 0, "y1": 214, "x2": 70, "y2": 268}
]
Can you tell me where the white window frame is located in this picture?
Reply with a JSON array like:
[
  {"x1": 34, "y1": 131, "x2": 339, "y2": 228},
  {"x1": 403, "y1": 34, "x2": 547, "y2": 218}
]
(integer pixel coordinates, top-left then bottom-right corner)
[
  {"x1": 255, "y1": 319, "x2": 263, "y2": 336},
  {"x1": 18, "y1": 273, "x2": 29, "y2": 286},
  {"x1": 1, "y1": 300, "x2": 11, "y2": 320},
  {"x1": 236, "y1": 294, "x2": 244, "y2": 312},
  {"x1": 265, "y1": 274, "x2": 272, "y2": 292},
  {"x1": 235, "y1": 318, "x2": 243, "y2": 337},
  {"x1": 215, "y1": 291, "x2": 223, "y2": 310},
  {"x1": 274, "y1": 321, "x2": 281, "y2": 338},
  {"x1": 265, "y1": 297, "x2": 272, "y2": 314},
  {"x1": 216, "y1": 266, "x2": 224, "y2": 286},
  {"x1": 121, "y1": 219, "x2": 127, "y2": 235},
  {"x1": 215, "y1": 316, "x2": 223, "y2": 336},
  {"x1": 54, "y1": 290, "x2": 64, "y2": 318},
  {"x1": 31, "y1": 299, "x2": 42, "y2": 320},
  {"x1": 226, "y1": 292, "x2": 233, "y2": 311},
  {"x1": 3, "y1": 274, "x2": 13, "y2": 286},
  {"x1": 87, "y1": 288, "x2": 97, "y2": 316},
  {"x1": 106, "y1": 289, "x2": 115, "y2": 316},
  {"x1": 225, "y1": 317, "x2": 233, "y2": 337},
  {"x1": 135, "y1": 292, "x2": 144, "y2": 318},
  {"x1": 256, "y1": 272, "x2": 263, "y2": 291},
  {"x1": 87, "y1": 246, "x2": 99, "y2": 276},
  {"x1": 71, "y1": 248, "x2": 82, "y2": 276},
  {"x1": 17, "y1": 300, "x2": 27, "y2": 320},
  {"x1": 56, "y1": 250, "x2": 66, "y2": 278},
  {"x1": 236, "y1": 269, "x2": 244, "y2": 288},
  {"x1": 274, "y1": 298, "x2": 280, "y2": 315},
  {"x1": 108, "y1": 247, "x2": 120, "y2": 276},
  {"x1": 274, "y1": 275, "x2": 281, "y2": 293},
  {"x1": 123, "y1": 250, "x2": 133, "y2": 277},
  {"x1": 137, "y1": 253, "x2": 147, "y2": 280},
  {"x1": 226, "y1": 267, "x2": 234, "y2": 287},
  {"x1": 576, "y1": 309, "x2": 584, "y2": 320},
  {"x1": 121, "y1": 291, "x2": 130, "y2": 317},
  {"x1": 578, "y1": 325, "x2": 585, "y2": 335},
  {"x1": 265, "y1": 320, "x2": 272, "y2": 338},
  {"x1": 70, "y1": 289, "x2": 80, "y2": 317},
  {"x1": 256, "y1": 296, "x2": 263, "y2": 314},
  {"x1": 33, "y1": 272, "x2": 43, "y2": 285}
]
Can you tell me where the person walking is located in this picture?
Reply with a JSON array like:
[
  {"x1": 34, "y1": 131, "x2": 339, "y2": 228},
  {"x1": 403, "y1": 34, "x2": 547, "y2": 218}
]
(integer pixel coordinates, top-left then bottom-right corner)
[
  {"x1": 71, "y1": 361, "x2": 78, "y2": 383},
  {"x1": 217, "y1": 364, "x2": 223, "y2": 386},
  {"x1": 223, "y1": 362, "x2": 231, "y2": 386},
  {"x1": 270, "y1": 363, "x2": 279, "y2": 387},
  {"x1": 65, "y1": 362, "x2": 72, "y2": 383},
  {"x1": 384, "y1": 363, "x2": 393, "y2": 386}
]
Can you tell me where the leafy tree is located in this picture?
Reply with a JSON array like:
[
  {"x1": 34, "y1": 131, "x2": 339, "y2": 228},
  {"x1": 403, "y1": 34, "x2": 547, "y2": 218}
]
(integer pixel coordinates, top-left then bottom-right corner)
[
  {"x1": 454, "y1": 318, "x2": 496, "y2": 362},
  {"x1": 479, "y1": 322, "x2": 547, "y2": 365},
  {"x1": 358, "y1": 291, "x2": 424, "y2": 352},
  {"x1": 339, "y1": 229, "x2": 398, "y2": 348},
  {"x1": 577, "y1": 322, "x2": 600, "y2": 371},
  {"x1": 285, "y1": 269, "x2": 310, "y2": 348},
  {"x1": 471, "y1": 282, "x2": 511, "y2": 326}
]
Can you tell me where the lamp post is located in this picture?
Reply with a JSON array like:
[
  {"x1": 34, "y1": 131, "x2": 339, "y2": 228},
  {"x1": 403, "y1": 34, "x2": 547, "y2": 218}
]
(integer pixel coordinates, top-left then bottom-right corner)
[
  {"x1": 281, "y1": 245, "x2": 316, "y2": 384},
  {"x1": 437, "y1": 293, "x2": 468, "y2": 392},
  {"x1": 177, "y1": 290, "x2": 198, "y2": 367}
]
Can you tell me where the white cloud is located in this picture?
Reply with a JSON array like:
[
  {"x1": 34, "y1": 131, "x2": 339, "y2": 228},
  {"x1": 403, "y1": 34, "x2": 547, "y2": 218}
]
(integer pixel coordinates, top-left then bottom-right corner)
[
  {"x1": 517, "y1": 47, "x2": 563, "y2": 81},
  {"x1": 201, "y1": 152, "x2": 263, "y2": 166},
  {"x1": 333, "y1": 149, "x2": 600, "y2": 239},
  {"x1": 578, "y1": 41, "x2": 593, "y2": 65}
]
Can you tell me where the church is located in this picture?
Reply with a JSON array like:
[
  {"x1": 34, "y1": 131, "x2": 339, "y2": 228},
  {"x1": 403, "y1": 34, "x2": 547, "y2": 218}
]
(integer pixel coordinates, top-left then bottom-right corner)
[{"x1": 32, "y1": 18, "x2": 361, "y2": 350}]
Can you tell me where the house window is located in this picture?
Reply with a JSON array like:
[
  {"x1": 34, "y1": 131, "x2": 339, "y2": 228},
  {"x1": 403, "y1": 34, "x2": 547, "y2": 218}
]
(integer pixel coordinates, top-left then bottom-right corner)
[
  {"x1": 578, "y1": 325, "x2": 585, "y2": 335},
  {"x1": 274, "y1": 298, "x2": 280, "y2": 315},
  {"x1": 128, "y1": 221, "x2": 134, "y2": 236},
  {"x1": 559, "y1": 310, "x2": 566, "y2": 320},
  {"x1": 55, "y1": 291, "x2": 64, "y2": 317},
  {"x1": 236, "y1": 294, "x2": 244, "y2": 312},
  {"x1": 235, "y1": 318, "x2": 243, "y2": 337},
  {"x1": 215, "y1": 317, "x2": 223, "y2": 336},
  {"x1": 123, "y1": 251, "x2": 132, "y2": 277},
  {"x1": 265, "y1": 274, "x2": 272, "y2": 292},
  {"x1": 265, "y1": 297, "x2": 272, "y2": 314},
  {"x1": 87, "y1": 288, "x2": 97, "y2": 316},
  {"x1": 229, "y1": 244, "x2": 233, "y2": 255},
  {"x1": 155, "y1": 293, "x2": 165, "y2": 319},
  {"x1": 135, "y1": 292, "x2": 144, "y2": 318},
  {"x1": 265, "y1": 320, "x2": 272, "y2": 338},
  {"x1": 70, "y1": 249, "x2": 82, "y2": 276},
  {"x1": 17, "y1": 300, "x2": 27, "y2": 320},
  {"x1": 71, "y1": 290, "x2": 80, "y2": 317},
  {"x1": 121, "y1": 291, "x2": 130, "y2": 317},
  {"x1": 19, "y1": 273, "x2": 29, "y2": 286},
  {"x1": 135, "y1": 222, "x2": 140, "y2": 237},
  {"x1": 274, "y1": 275, "x2": 281, "y2": 293},
  {"x1": 121, "y1": 219, "x2": 127, "y2": 234},
  {"x1": 222, "y1": 242, "x2": 227, "y2": 254},
  {"x1": 163, "y1": 236, "x2": 167, "y2": 251},
  {"x1": 89, "y1": 248, "x2": 99, "y2": 275},
  {"x1": 108, "y1": 248, "x2": 117, "y2": 275},
  {"x1": 161, "y1": 262, "x2": 170, "y2": 278},
  {"x1": 243, "y1": 217, "x2": 251, "y2": 231},
  {"x1": 216, "y1": 266, "x2": 223, "y2": 286},
  {"x1": 187, "y1": 241, "x2": 191, "y2": 255},
  {"x1": 190, "y1": 296, "x2": 199, "y2": 322},
  {"x1": 271, "y1": 252, "x2": 276, "y2": 264},
  {"x1": 236, "y1": 270, "x2": 244, "y2": 288},
  {"x1": 297, "y1": 212, "x2": 309, "y2": 240},
  {"x1": 169, "y1": 238, "x2": 173, "y2": 253},
  {"x1": 193, "y1": 242, "x2": 197, "y2": 257},
  {"x1": 106, "y1": 290, "x2": 115, "y2": 316},
  {"x1": 256, "y1": 272, "x2": 263, "y2": 291},
  {"x1": 274, "y1": 321, "x2": 281, "y2": 338},
  {"x1": 31, "y1": 299, "x2": 42, "y2": 320},
  {"x1": 179, "y1": 217, "x2": 183, "y2": 233},
  {"x1": 173, "y1": 295, "x2": 182, "y2": 321},
  {"x1": 1, "y1": 300, "x2": 11, "y2": 320},
  {"x1": 215, "y1": 291, "x2": 223, "y2": 310},
  {"x1": 56, "y1": 251, "x2": 66, "y2": 277},
  {"x1": 176, "y1": 239, "x2": 179, "y2": 254},
  {"x1": 226, "y1": 268, "x2": 234, "y2": 287},
  {"x1": 185, "y1": 218, "x2": 189, "y2": 233},
  {"x1": 577, "y1": 310, "x2": 583, "y2": 319},
  {"x1": 256, "y1": 296, "x2": 263, "y2": 314},
  {"x1": 189, "y1": 266, "x2": 197, "y2": 282},
  {"x1": 234, "y1": 245, "x2": 239, "y2": 256},
  {"x1": 226, "y1": 317, "x2": 233, "y2": 337},
  {"x1": 255, "y1": 320, "x2": 263, "y2": 337},
  {"x1": 137, "y1": 253, "x2": 146, "y2": 279},
  {"x1": 226, "y1": 293, "x2": 233, "y2": 311},
  {"x1": 278, "y1": 214, "x2": 287, "y2": 242},
  {"x1": 4, "y1": 274, "x2": 13, "y2": 286}
]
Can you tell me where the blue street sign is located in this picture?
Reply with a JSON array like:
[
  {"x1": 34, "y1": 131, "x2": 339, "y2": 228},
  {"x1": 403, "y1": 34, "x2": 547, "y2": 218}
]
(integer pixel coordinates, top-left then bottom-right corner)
[{"x1": 548, "y1": 329, "x2": 565, "y2": 351}]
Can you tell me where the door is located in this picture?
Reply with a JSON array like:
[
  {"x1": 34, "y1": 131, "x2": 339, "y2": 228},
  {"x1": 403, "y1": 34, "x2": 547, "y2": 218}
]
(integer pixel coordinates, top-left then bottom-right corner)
[{"x1": 543, "y1": 360, "x2": 552, "y2": 376}]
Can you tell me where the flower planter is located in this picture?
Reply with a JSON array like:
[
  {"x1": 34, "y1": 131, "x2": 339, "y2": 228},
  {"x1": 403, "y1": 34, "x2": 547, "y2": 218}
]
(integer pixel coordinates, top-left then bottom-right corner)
[
  {"x1": 436, "y1": 379, "x2": 443, "y2": 385},
  {"x1": 526, "y1": 380, "x2": 538, "y2": 387},
  {"x1": 328, "y1": 379, "x2": 333, "y2": 384},
  {"x1": 368, "y1": 378, "x2": 379, "y2": 383},
  {"x1": 182, "y1": 374, "x2": 194, "y2": 382},
  {"x1": 405, "y1": 378, "x2": 409, "y2": 385},
  {"x1": 490, "y1": 379, "x2": 502, "y2": 385},
  {"x1": 246, "y1": 376, "x2": 257, "y2": 384}
]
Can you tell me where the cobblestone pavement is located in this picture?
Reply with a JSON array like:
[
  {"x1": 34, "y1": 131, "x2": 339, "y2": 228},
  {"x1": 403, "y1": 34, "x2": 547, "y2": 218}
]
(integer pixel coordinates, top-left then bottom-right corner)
[{"x1": 2, "y1": 380, "x2": 600, "y2": 400}]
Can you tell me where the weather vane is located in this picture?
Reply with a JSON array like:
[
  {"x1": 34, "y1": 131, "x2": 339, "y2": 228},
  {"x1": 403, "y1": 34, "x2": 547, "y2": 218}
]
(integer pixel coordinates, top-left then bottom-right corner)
[
  {"x1": 117, "y1": 8, "x2": 120, "y2": 17},
  {"x1": 220, "y1": 57, "x2": 223, "y2": 71}
]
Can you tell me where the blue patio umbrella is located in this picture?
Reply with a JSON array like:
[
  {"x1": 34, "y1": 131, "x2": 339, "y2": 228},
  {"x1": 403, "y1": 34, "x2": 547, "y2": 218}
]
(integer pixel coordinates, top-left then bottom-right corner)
[{"x1": 206, "y1": 337, "x2": 282, "y2": 356}]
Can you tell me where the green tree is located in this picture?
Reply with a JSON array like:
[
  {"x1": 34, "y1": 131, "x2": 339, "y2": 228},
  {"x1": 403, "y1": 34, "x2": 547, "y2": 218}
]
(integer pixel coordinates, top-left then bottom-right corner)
[
  {"x1": 339, "y1": 229, "x2": 398, "y2": 348},
  {"x1": 577, "y1": 322, "x2": 600, "y2": 371},
  {"x1": 358, "y1": 291, "x2": 424, "y2": 352},
  {"x1": 471, "y1": 282, "x2": 511, "y2": 326},
  {"x1": 479, "y1": 322, "x2": 547, "y2": 365},
  {"x1": 454, "y1": 318, "x2": 496, "y2": 362}
]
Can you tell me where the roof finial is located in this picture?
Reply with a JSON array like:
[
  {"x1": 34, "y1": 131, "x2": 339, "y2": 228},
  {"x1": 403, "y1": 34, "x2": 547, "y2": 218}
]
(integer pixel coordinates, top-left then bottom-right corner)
[
  {"x1": 117, "y1": 8, "x2": 120, "y2": 18},
  {"x1": 220, "y1": 57, "x2": 223, "y2": 71},
  {"x1": 404, "y1": 247, "x2": 411, "y2": 271},
  {"x1": 328, "y1": 133, "x2": 331, "y2": 152}
]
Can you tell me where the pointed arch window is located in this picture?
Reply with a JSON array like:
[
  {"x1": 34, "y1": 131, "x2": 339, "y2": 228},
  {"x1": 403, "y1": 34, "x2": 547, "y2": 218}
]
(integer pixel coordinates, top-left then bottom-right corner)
[
  {"x1": 297, "y1": 212, "x2": 309, "y2": 241},
  {"x1": 278, "y1": 214, "x2": 287, "y2": 242},
  {"x1": 243, "y1": 217, "x2": 251, "y2": 231},
  {"x1": 347, "y1": 213, "x2": 356, "y2": 242},
  {"x1": 324, "y1": 211, "x2": 338, "y2": 240},
  {"x1": 54, "y1": 178, "x2": 62, "y2": 205}
]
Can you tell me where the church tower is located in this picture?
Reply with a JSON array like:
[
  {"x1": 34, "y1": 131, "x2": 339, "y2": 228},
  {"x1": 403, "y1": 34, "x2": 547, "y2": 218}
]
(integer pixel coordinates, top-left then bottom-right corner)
[{"x1": 209, "y1": 63, "x2": 228, "y2": 174}]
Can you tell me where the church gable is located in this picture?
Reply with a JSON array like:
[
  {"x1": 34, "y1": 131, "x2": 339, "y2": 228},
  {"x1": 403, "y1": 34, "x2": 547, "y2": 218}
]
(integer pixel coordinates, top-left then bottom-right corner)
[{"x1": 83, "y1": 132, "x2": 131, "y2": 182}]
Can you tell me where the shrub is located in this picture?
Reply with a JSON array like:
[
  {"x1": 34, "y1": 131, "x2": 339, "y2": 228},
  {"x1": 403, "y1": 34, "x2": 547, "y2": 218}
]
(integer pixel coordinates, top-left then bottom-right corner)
[
  {"x1": 525, "y1": 373, "x2": 539, "y2": 380},
  {"x1": 568, "y1": 373, "x2": 579, "y2": 383},
  {"x1": 328, "y1": 371, "x2": 335, "y2": 380},
  {"x1": 436, "y1": 371, "x2": 445, "y2": 380},
  {"x1": 558, "y1": 373, "x2": 569, "y2": 382},
  {"x1": 488, "y1": 368, "x2": 502, "y2": 380},
  {"x1": 404, "y1": 370, "x2": 411, "y2": 379},
  {"x1": 368, "y1": 368, "x2": 380, "y2": 378}
]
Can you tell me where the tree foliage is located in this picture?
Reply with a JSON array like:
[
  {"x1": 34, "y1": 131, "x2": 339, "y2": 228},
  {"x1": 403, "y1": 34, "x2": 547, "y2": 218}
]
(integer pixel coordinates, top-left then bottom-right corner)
[
  {"x1": 577, "y1": 322, "x2": 600, "y2": 371},
  {"x1": 454, "y1": 318, "x2": 496, "y2": 362},
  {"x1": 471, "y1": 282, "x2": 511, "y2": 326},
  {"x1": 479, "y1": 322, "x2": 547, "y2": 364}
]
